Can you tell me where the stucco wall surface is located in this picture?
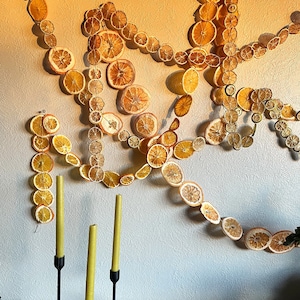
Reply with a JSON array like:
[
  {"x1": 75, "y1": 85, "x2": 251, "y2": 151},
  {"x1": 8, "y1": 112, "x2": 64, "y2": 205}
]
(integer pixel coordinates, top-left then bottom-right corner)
[{"x1": 1, "y1": 0, "x2": 300, "y2": 299}]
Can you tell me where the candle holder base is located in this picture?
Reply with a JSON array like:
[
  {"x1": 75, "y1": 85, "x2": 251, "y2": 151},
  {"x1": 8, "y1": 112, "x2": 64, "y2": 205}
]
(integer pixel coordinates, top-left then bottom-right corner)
[
  {"x1": 110, "y1": 270, "x2": 120, "y2": 300},
  {"x1": 54, "y1": 256, "x2": 65, "y2": 300}
]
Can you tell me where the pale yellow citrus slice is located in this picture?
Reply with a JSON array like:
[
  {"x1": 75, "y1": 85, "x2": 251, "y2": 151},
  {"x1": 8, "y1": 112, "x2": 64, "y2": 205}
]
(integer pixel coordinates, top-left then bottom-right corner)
[
  {"x1": 48, "y1": 47, "x2": 75, "y2": 75},
  {"x1": 32, "y1": 189, "x2": 54, "y2": 206},
  {"x1": 117, "y1": 129, "x2": 131, "y2": 142},
  {"x1": 204, "y1": 118, "x2": 227, "y2": 145},
  {"x1": 146, "y1": 144, "x2": 168, "y2": 169},
  {"x1": 42, "y1": 114, "x2": 60, "y2": 134},
  {"x1": 99, "y1": 30, "x2": 125, "y2": 63},
  {"x1": 173, "y1": 140, "x2": 194, "y2": 160},
  {"x1": 268, "y1": 230, "x2": 295, "y2": 254},
  {"x1": 119, "y1": 84, "x2": 150, "y2": 114},
  {"x1": 102, "y1": 170, "x2": 120, "y2": 188},
  {"x1": 89, "y1": 110, "x2": 102, "y2": 125},
  {"x1": 190, "y1": 21, "x2": 217, "y2": 46},
  {"x1": 88, "y1": 165, "x2": 104, "y2": 182},
  {"x1": 32, "y1": 135, "x2": 50, "y2": 152},
  {"x1": 30, "y1": 114, "x2": 49, "y2": 137},
  {"x1": 179, "y1": 181, "x2": 204, "y2": 207},
  {"x1": 39, "y1": 19, "x2": 54, "y2": 34},
  {"x1": 236, "y1": 87, "x2": 253, "y2": 112},
  {"x1": 79, "y1": 164, "x2": 91, "y2": 181},
  {"x1": 110, "y1": 10, "x2": 127, "y2": 30},
  {"x1": 127, "y1": 135, "x2": 140, "y2": 148},
  {"x1": 62, "y1": 70, "x2": 86, "y2": 95},
  {"x1": 31, "y1": 152, "x2": 54, "y2": 173},
  {"x1": 132, "y1": 112, "x2": 158, "y2": 138},
  {"x1": 221, "y1": 217, "x2": 243, "y2": 240},
  {"x1": 89, "y1": 96, "x2": 105, "y2": 111},
  {"x1": 34, "y1": 205, "x2": 54, "y2": 223},
  {"x1": 43, "y1": 33, "x2": 57, "y2": 48},
  {"x1": 99, "y1": 112, "x2": 123, "y2": 135},
  {"x1": 200, "y1": 201, "x2": 220, "y2": 224},
  {"x1": 161, "y1": 161, "x2": 184, "y2": 187},
  {"x1": 89, "y1": 140, "x2": 103, "y2": 155},
  {"x1": 107, "y1": 59, "x2": 135, "y2": 90},
  {"x1": 158, "y1": 130, "x2": 178, "y2": 148},
  {"x1": 88, "y1": 79, "x2": 103, "y2": 95},
  {"x1": 33, "y1": 172, "x2": 53, "y2": 190},
  {"x1": 65, "y1": 152, "x2": 81, "y2": 167},
  {"x1": 174, "y1": 95, "x2": 193, "y2": 117},
  {"x1": 135, "y1": 163, "x2": 152, "y2": 180},
  {"x1": 192, "y1": 136, "x2": 206, "y2": 151},
  {"x1": 244, "y1": 227, "x2": 272, "y2": 251},
  {"x1": 52, "y1": 134, "x2": 72, "y2": 154},
  {"x1": 119, "y1": 173, "x2": 135, "y2": 186},
  {"x1": 27, "y1": 0, "x2": 48, "y2": 22}
]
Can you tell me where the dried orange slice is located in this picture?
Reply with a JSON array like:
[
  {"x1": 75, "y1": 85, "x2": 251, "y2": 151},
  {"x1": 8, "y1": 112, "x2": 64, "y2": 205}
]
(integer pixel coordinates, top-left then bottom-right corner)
[
  {"x1": 204, "y1": 118, "x2": 227, "y2": 145},
  {"x1": 62, "y1": 70, "x2": 86, "y2": 95},
  {"x1": 85, "y1": 8, "x2": 103, "y2": 21},
  {"x1": 161, "y1": 161, "x2": 184, "y2": 187},
  {"x1": 33, "y1": 172, "x2": 53, "y2": 190},
  {"x1": 32, "y1": 189, "x2": 54, "y2": 206},
  {"x1": 133, "y1": 112, "x2": 158, "y2": 138},
  {"x1": 32, "y1": 135, "x2": 50, "y2": 152},
  {"x1": 169, "y1": 118, "x2": 180, "y2": 131},
  {"x1": 200, "y1": 201, "x2": 220, "y2": 224},
  {"x1": 89, "y1": 97, "x2": 105, "y2": 111},
  {"x1": 288, "y1": 22, "x2": 300, "y2": 34},
  {"x1": 88, "y1": 165, "x2": 105, "y2": 182},
  {"x1": 48, "y1": 47, "x2": 75, "y2": 75},
  {"x1": 174, "y1": 94, "x2": 193, "y2": 117},
  {"x1": 102, "y1": 170, "x2": 120, "y2": 188},
  {"x1": 205, "y1": 53, "x2": 221, "y2": 68},
  {"x1": 174, "y1": 51, "x2": 189, "y2": 66},
  {"x1": 198, "y1": 2, "x2": 218, "y2": 21},
  {"x1": 267, "y1": 36, "x2": 280, "y2": 51},
  {"x1": 39, "y1": 19, "x2": 54, "y2": 34},
  {"x1": 179, "y1": 181, "x2": 204, "y2": 207},
  {"x1": 99, "y1": 112, "x2": 123, "y2": 135},
  {"x1": 88, "y1": 34, "x2": 101, "y2": 50},
  {"x1": 65, "y1": 152, "x2": 81, "y2": 167},
  {"x1": 119, "y1": 173, "x2": 135, "y2": 186},
  {"x1": 281, "y1": 104, "x2": 296, "y2": 120},
  {"x1": 157, "y1": 43, "x2": 174, "y2": 62},
  {"x1": 240, "y1": 45, "x2": 254, "y2": 61},
  {"x1": 83, "y1": 17, "x2": 101, "y2": 36},
  {"x1": 146, "y1": 144, "x2": 168, "y2": 169},
  {"x1": 31, "y1": 152, "x2": 54, "y2": 173},
  {"x1": 222, "y1": 70, "x2": 237, "y2": 85},
  {"x1": 244, "y1": 227, "x2": 272, "y2": 251},
  {"x1": 173, "y1": 140, "x2": 194, "y2": 160},
  {"x1": 121, "y1": 23, "x2": 138, "y2": 41},
  {"x1": 34, "y1": 205, "x2": 54, "y2": 223},
  {"x1": 79, "y1": 164, "x2": 91, "y2": 181},
  {"x1": 42, "y1": 114, "x2": 60, "y2": 134},
  {"x1": 192, "y1": 136, "x2": 206, "y2": 151},
  {"x1": 99, "y1": 30, "x2": 125, "y2": 63},
  {"x1": 100, "y1": 1, "x2": 116, "y2": 21},
  {"x1": 110, "y1": 10, "x2": 127, "y2": 30},
  {"x1": 30, "y1": 114, "x2": 49, "y2": 137},
  {"x1": 52, "y1": 134, "x2": 72, "y2": 154},
  {"x1": 43, "y1": 33, "x2": 57, "y2": 48},
  {"x1": 236, "y1": 87, "x2": 253, "y2": 112},
  {"x1": 135, "y1": 163, "x2": 152, "y2": 180},
  {"x1": 88, "y1": 67, "x2": 102, "y2": 80},
  {"x1": 87, "y1": 49, "x2": 102, "y2": 66},
  {"x1": 117, "y1": 129, "x2": 131, "y2": 142},
  {"x1": 159, "y1": 130, "x2": 178, "y2": 148},
  {"x1": 277, "y1": 27, "x2": 289, "y2": 44},
  {"x1": 224, "y1": 14, "x2": 239, "y2": 29},
  {"x1": 269, "y1": 230, "x2": 295, "y2": 254},
  {"x1": 190, "y1": 21, "x2": 217, "y2": 46},
  {"x1": 107, "y1": 59, "x2": 135, "y2": 90},
  {"x1": 119, "y1": 84, "x2": 150, "y2": 114},
  {"x1": 221, "y1": 217, "x2": 243, "y2": 240},
  {"x1": 252, "y1": 42, "x2": 267, "y2": 59},
  {"x1": 27, "y1": 0, "x2": 48, "y2": 22},
  {"x1": 188, "y1": 47, "x2": 207, "y2": 69},
  {"x1": 146, "y1": 36, "x2": 160, "y2": 53},
  {"x1": 133, "y1": 31, "x2": 149, "y2": 48}
]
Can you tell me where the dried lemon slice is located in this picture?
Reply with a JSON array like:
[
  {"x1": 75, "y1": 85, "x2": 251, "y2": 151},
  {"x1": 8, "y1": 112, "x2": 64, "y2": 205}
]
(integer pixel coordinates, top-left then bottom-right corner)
[
  {"x1": 79, "y1": 164, "x2": 91, "y2": 181},
  {"x1": 48, "y1": 47, "x2": 75, "y2": 75},
  {"x1": 161, "y1": 161, "x2": 184, "y2": 187},
  {"x1": 32, "y1": 135, "x2": 50, "y2": 152},
  {"x1": 32, "y1": 189, "x2": 54, "y2": 206},
  {"x1": 205, "y1": 118, "x2": 227, "y2": 145},
  {"x1": 127, "y1": 135, "x2": 140, "y2": 148},
  {"x1": 192, "y1": 136, "x2": 206, "y2": 151},
  {"x1": 221, "y1": 217, "x2": 243, "y2": 240},
  {"x1": 52, "y1": 134, "x2": 72, "y2": 154},
  {"x1": 146, "y1": 144, "x2": 168, "y2": 169},
  {"x1": 135, "y1": 163, "x2": 152, "y2": 180},
  {"x1": 31, "y1": 152, "x2": 54, "y2": 173},
  {"x1": 35, "y1": 205, "x2": 54, "y2": 223},
  {"x1": 65, "y1": 152, "x2": 81, "y2": 167},
  {"x1": 269, "y1": 230, "x2": 295, "y2": 254},
  {"x1": 119, "y1": 174, "x2": 135, "y2": 186},
  {"x1": 179, "y1": 181, "x2": 204, "y2": 207},
  {"x1": 200, "y1": 201, "x2": 220, "y2": 224},
  {"x1": 33, "y1": 172, "x2": 53, "y2": 190},
  {"x1": 244, "y1": 227, "x2": 272, "y2": 251},
  {"x1": 30, "y1": 114, "x2": 49, "y2": 137},
  {"x1": 102, "y1": 171, "x2": 120, "y2": 188},
  {"x1": 83, "y1": 17, "x2": 101, "y2": 36}
]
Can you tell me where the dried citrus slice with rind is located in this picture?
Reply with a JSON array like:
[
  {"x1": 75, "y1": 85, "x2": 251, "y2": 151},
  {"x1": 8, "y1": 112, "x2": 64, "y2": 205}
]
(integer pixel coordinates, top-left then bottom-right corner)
[
  {"x1": 32, "y1": 189, "x2": 54, "y2": 206},
  {"x1": 34, "y1": 205, "x2": 54, "y2": 223},
  {"x1": 102, "y1": 170, "x2": 120, "y2": 188},
  {"x1": 244, "y1": 227, "x2": 272, "y2": 251},
  {"x1": 88, "y1": 165, "x2": 105, "y2": 182},
  {"x1": 161, "y1": 161, "x2": 184, "y2": 187},
  {"x1": 28, "y1": 0, "x2": 48, "y2": 22},
  {"x1": 174, "y1": 95, "x2": 193, "y2": 117},
  {"x1": 79, "y1": 164, "x2": 91, "y2": 181},
  {"x1": 100, "y1": 1, "x2": 116, "y2": 21},
  {"x1": 65, "y1": 152, "x2": 81, "y2": 167},
  {"x1": 190, "y1": 21, "x2": 217, "y2": 46},
  {"x1": 32, "y1": 135, "x2": 50, "y2": 152},
  {"x1": 159, "y1": 130, "x2": 178, "y2": 148},
  {"x1": 31, "y1": 152, "x2": 54, "y2": 173},
  {"x1": 119, "y1": 173, "x2": 135, "y2": 186},
  {"x1": 179, "y1": 181, "x2": 204, "y2": 207},
  {"x1": 30, "y1": 114, "x2": 49, "y2": 137},
  {"x1": 63, "y1": 70, "x2": 86, "y2": 95},
  {"x1": 268, "y1": 230, "x2": 295, "y2": 254},
  {"x1": 39, "y1": 19, "x2": 54, "y2": 34},
  {"x1": 99, "y1": 112, "x2": 123, "y2": 135},
  {"x1": 42, "y1": 114, "x2": 60, "y2": 134},
  {"x1": 192, "y1": 136, "x2": 206, "y2": 151},
  {"x1": 205, "y1": 118, "x2": 227, "y2": 145},
  {"x1": 83, "y1": 17, "x2": 101, "y2": 36},
  {"x1": 173, "y1": 140, "x2": 194, "y2": 160},
  {"x1": 200, "y1": 201, "x2": 220, "y2": 224},
  {"x1": 48, "y1": 47, "x2": 75, "y2": 75},
  {"x1": 236, "y1": 87, "x2": 253, "y2": 112},
  {"x1": 52, "y1": 134, "x2": 72, "y2": 154},
  {"x1": 110, "y1": 10, "x2": 127, "y2": 30},
  {"x1": 146, "y1": 144, "x2": 168, "y2": 169},
  {"x1": 135, "y1": 163, "x2": 152, "y2": 180},
  {"x1": 221, "y1": 217, "x2": 243, "y2": 240},
  {"x1": 133, "y1": 112, "x2": 158, "y2": 138},
  {"x1": 33, "y1": 172, "x2": 53, "y2": 190},
  {"x1": 121, "y1": 23, "x2": 138, "y2": 41}
]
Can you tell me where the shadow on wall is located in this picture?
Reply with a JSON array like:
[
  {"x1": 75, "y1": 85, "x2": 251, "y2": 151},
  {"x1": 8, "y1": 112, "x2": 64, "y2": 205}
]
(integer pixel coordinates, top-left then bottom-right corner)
[{"x1": 272, "y1": 274, "x2": 300, "y2": 300}]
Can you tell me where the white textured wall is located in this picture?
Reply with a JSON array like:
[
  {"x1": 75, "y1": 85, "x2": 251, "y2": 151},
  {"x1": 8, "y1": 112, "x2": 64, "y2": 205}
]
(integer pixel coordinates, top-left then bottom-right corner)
[{"x1": 1, "y1": 0, "x2": 300, "y2": 299}]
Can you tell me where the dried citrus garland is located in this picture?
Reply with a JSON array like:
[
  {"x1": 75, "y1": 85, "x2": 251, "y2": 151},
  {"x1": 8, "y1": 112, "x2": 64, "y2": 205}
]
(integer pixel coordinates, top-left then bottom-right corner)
[{"x1": 25, "y1": 0, "x2": 300, "y2": 253}]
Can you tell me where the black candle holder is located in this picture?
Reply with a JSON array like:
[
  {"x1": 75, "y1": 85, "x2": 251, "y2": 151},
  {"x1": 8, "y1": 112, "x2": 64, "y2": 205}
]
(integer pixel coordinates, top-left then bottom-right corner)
[
  {"x1": 54, "y1": 256, "x2": 65, "y2": 300},
  {"x1": 110, "y1": 269, "x2": 120, "y2": 300}
]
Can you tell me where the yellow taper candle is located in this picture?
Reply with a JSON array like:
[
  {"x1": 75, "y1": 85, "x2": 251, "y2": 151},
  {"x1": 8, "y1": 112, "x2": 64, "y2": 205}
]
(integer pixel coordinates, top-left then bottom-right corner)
[
  {"x1": 56, "y1": 175, "x2": 64, "y2": 258},
  {"x1": 111, "y1": 194, "x2": 122, "y2": 272},
  {"x1": 85, "y1": 224, "x2": 97, "y2": 300}
]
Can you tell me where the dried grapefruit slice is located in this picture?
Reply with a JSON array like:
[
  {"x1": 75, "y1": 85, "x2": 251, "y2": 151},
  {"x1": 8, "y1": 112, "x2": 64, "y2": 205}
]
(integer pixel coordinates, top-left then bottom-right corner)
[
  {"x1": 179, "y1": 181, "x2": 204, "y2": 207},
  {"x1": 244, "y1": 227, "x2": 272, "y2": 251},
  {"x1": 161, "y1": 161, "x2": 184, "y2": 187}
]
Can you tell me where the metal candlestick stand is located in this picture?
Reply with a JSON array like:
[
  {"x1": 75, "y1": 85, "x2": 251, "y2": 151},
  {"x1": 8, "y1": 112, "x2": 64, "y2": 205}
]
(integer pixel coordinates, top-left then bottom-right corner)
[
  {"x1": 54, "y1": 256, "x2": 65, "y2": 300},
  {"x1": 110, "y1": 270, "x2": 120, "y2": 300}
]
